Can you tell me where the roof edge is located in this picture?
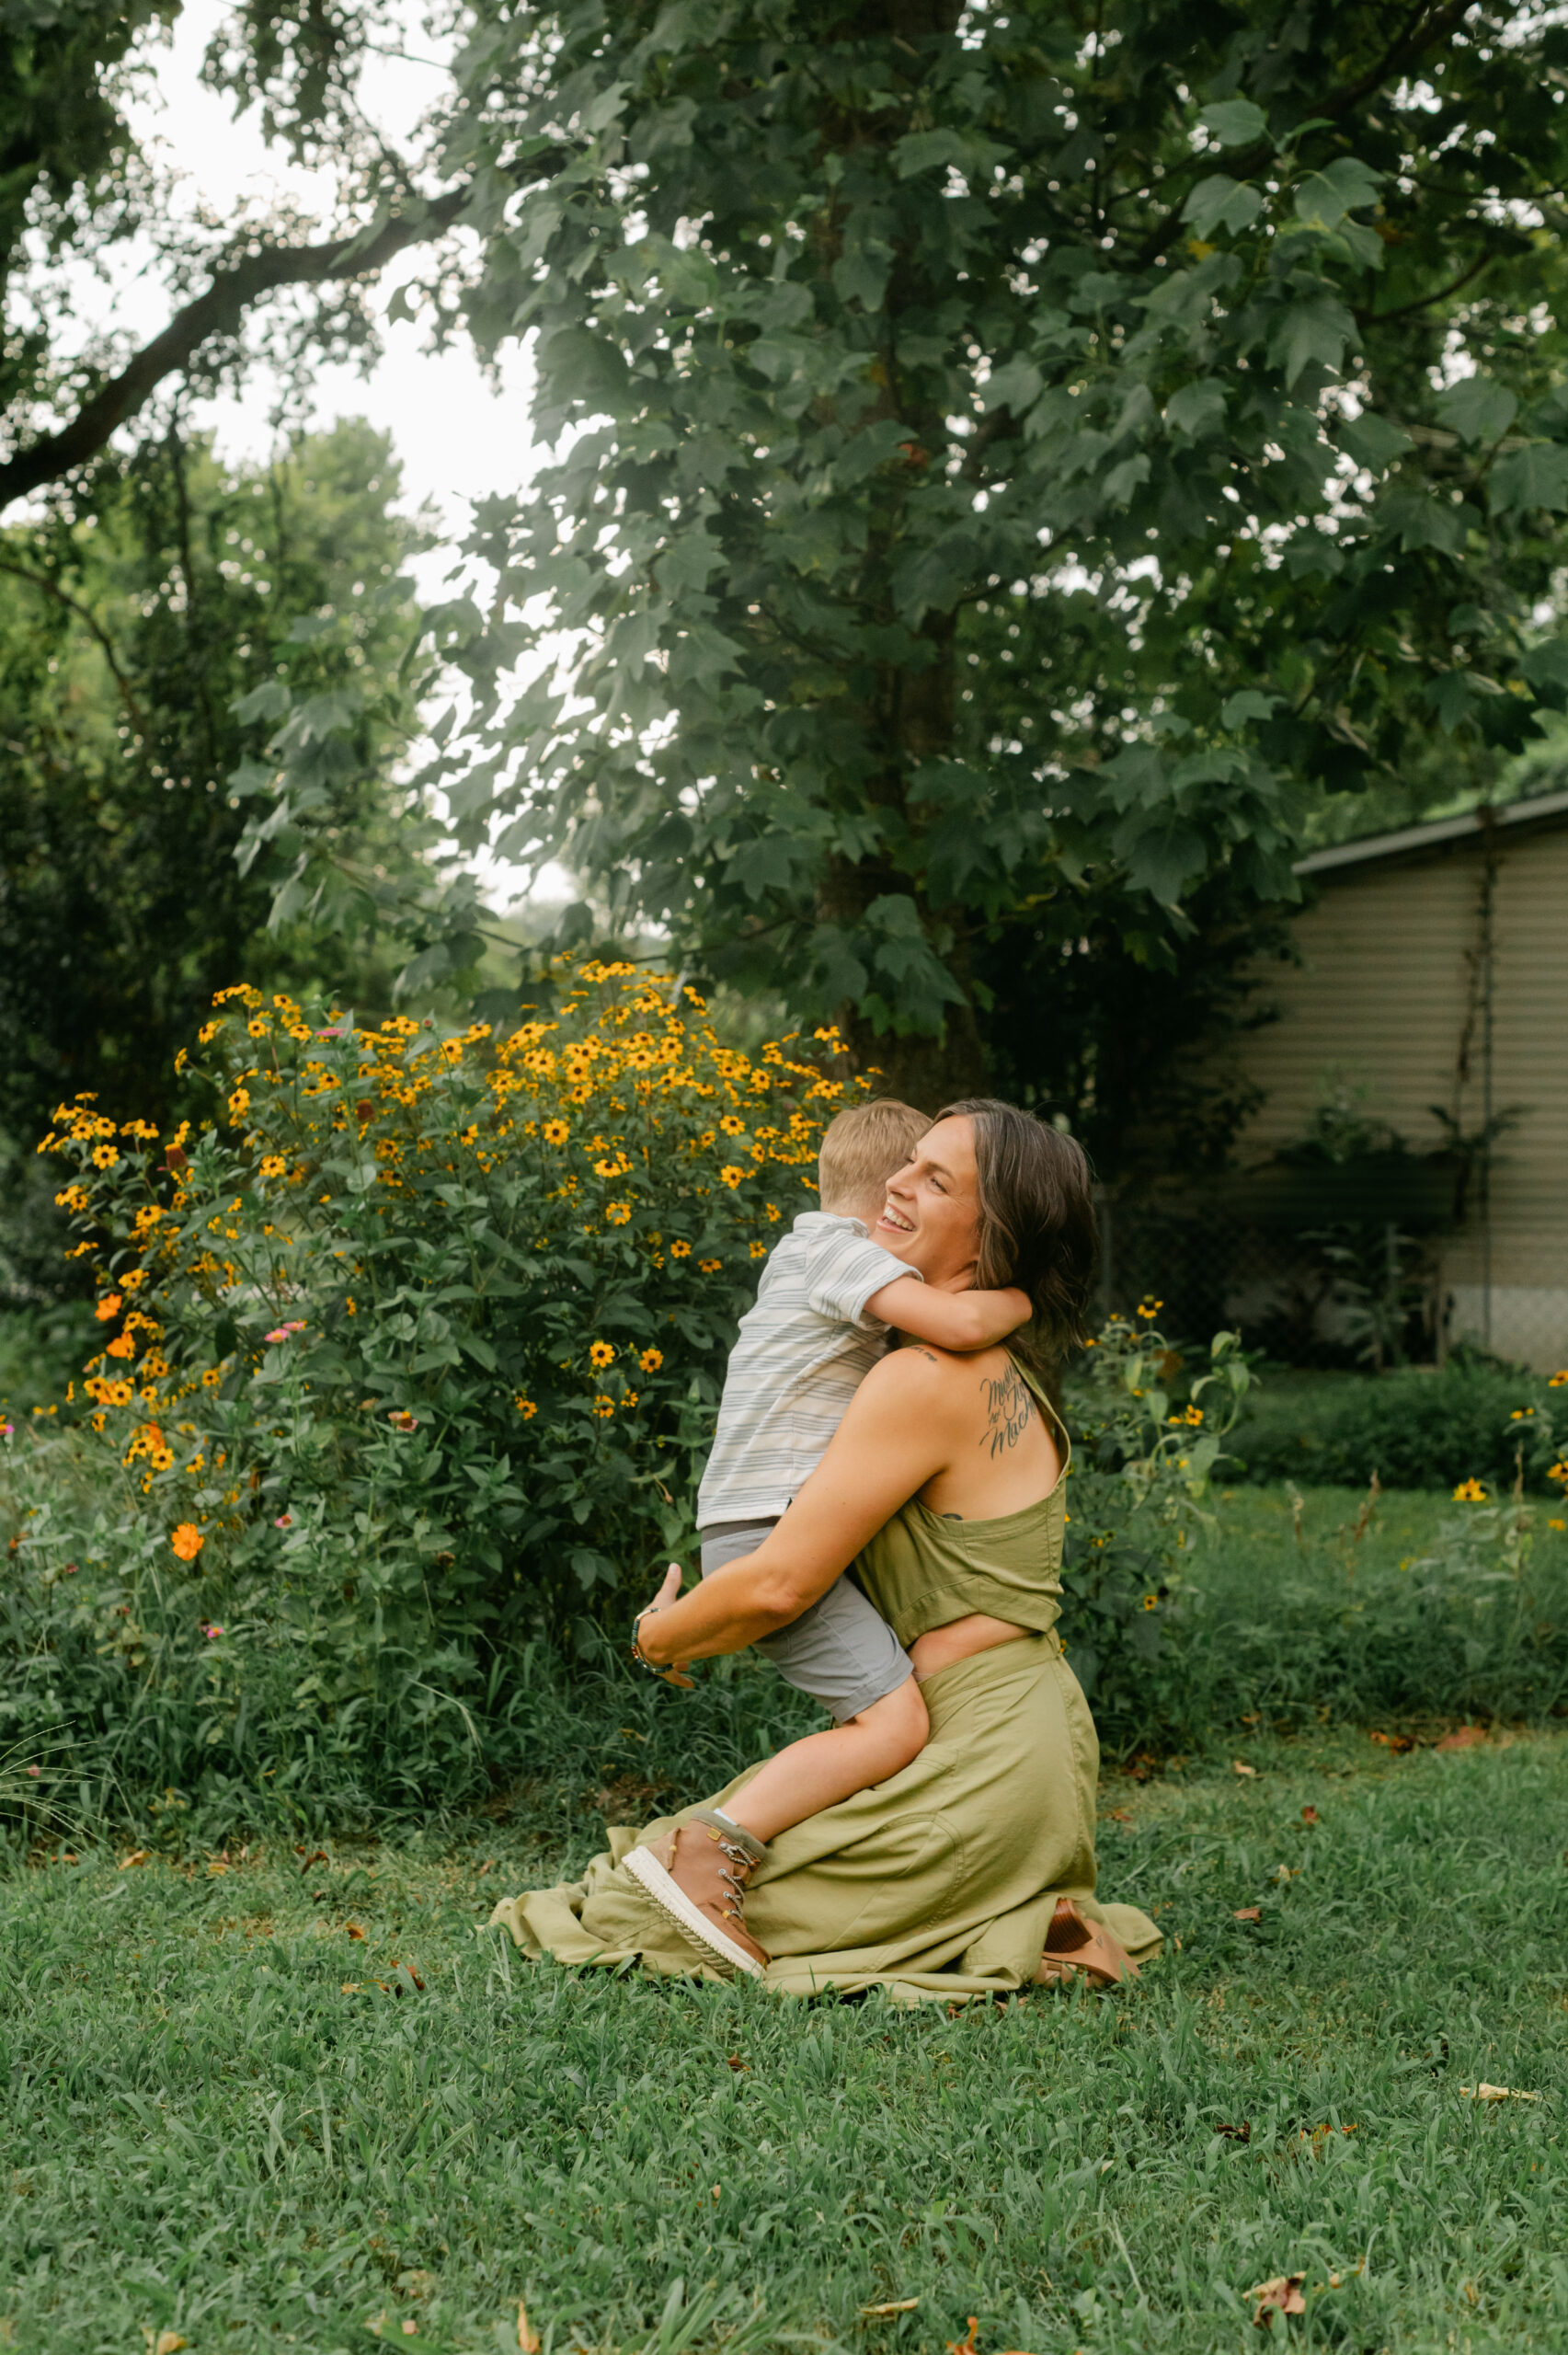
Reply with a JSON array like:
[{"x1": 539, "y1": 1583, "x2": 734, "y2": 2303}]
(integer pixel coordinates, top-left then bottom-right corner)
[{"x1": 1293, "y1": 786, "x2": 1568, "y2": 878}]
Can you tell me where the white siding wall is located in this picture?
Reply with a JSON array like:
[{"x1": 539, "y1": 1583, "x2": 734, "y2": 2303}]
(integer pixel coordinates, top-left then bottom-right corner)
[{"x1": 1226, "y1": 822, "x2": 1568, "y2": 1370}]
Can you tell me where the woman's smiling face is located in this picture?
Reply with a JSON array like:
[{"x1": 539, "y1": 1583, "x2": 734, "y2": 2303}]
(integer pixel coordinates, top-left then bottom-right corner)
[{"x1": 873, "y1": 1115, "x2": 981, "y2": 1287}]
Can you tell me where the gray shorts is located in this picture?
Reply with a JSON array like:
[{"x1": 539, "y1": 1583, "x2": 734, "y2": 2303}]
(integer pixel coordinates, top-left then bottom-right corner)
[{"x1": 699, "y1": 1518, "x2": 914, "y2": 1724}]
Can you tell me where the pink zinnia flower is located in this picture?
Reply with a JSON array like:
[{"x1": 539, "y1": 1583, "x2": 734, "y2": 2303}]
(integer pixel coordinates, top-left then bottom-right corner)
[{"x1": 200, "y1": 1622, "x2": 223, "y2": 1639}]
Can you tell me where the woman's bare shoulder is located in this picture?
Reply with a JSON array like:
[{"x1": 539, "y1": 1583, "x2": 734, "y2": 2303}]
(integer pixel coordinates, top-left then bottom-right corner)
[{"x1": 855, "y1": 1339, "x2": 1006, "y2": 1402}]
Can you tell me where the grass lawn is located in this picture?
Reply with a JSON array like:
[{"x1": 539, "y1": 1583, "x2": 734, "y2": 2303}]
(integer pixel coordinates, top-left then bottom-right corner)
[{"x1": 6, "y1": 1729, "x2": 1566, "y2": 2354}]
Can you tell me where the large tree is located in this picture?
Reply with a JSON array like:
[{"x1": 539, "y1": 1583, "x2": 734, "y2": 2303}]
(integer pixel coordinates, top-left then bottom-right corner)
[{"x1": 250, "y1": 0, "x2": 1568, "y2": 1104}]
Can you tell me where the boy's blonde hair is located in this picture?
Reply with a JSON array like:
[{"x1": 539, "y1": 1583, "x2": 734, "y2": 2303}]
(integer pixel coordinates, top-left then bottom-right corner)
[{"x1": 818, "y1": 1097, "x2": 931, "y2": 1215}]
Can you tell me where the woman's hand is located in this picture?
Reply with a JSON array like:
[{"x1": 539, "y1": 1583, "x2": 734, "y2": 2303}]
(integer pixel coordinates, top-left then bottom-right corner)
[{"x1": 632, "y1": 1563, "x2": 695, "y2": 1687}]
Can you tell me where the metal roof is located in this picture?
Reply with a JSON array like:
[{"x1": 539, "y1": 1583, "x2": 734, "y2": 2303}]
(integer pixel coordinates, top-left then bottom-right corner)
[{"x1": 1293, "y1": 785, "x2": 1568, "y2": 878}]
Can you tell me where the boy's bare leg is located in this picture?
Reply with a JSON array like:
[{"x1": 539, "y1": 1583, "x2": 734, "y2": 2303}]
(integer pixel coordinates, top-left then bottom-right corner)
[{"x1": 717, "y1": 1675, "x2": 929, "y2": 1845}]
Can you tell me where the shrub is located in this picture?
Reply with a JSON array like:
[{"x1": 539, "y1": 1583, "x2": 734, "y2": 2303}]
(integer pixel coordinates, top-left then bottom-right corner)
[
  {"x1": 2, "y1": 963, "x2": 853, "y2": 1809},
  {"x1": 1058, "y1": 1304, "x2": 1252, "y2": 1753},
  {"x1": 1228, "y1": 1362, "x2": 1567, "y2": 1493}
]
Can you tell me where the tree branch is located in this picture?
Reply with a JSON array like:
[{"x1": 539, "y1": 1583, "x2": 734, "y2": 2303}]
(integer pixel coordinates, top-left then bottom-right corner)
[
  {"x1": 1354, "y1": 247, "x2": 1494, "y2": 327},
  {"x1": 0, "y1": 189, "x2": 469, "y2": 515},
  {"x1": 0, "y1": 556, "x2": 149, "y2": 734}
]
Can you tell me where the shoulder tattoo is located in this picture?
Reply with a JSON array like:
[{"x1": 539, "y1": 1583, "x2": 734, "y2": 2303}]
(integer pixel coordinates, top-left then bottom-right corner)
[{"x1": 982, "y1": 1361, "x2": 1035, "y2": 1457}]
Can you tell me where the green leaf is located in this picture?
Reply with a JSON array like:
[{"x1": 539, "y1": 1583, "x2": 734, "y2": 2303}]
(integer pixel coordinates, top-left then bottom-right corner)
[
  {"x1": 1520, "y1": 638, "x2": 1568, "y2": 706},
  {"x1": 233, "y1": 680, "x2": 292, "y2": 725},
  {"x1": 1293, "y1": 156, "x2": 1383, "y2": 234},
  {"x1": 1340, "y1": 413, "x2": 1413, "y2": 472},
  {"x1": 1181, "y1": 176, "x2": 1263, "y2": 240},
  {"x1": 1198, "y1": 99, "x2": 1270, "y2": 148},
  {"x1": 1102, "y1": 453, "x2": 1151, "y2": 507},
  {"x1": 1489, "y1": 442, "x2": 1568, "y2": 515},
  {"x1": 1220, "y1": 690, "x2": 1280, "y2": 729},
  {"x1": 1436, "y1": 376, "x2": 1518, "y2": 444},
  {"x1": 1165, "y1": 379, "x2": 1227, "y2": 439},
  {"x1": 891, "y1": 127, "x2": 970, "y2": 178},
  {"x1": 1268, "y1": 293, "x2": 1355, "y2": 388}
]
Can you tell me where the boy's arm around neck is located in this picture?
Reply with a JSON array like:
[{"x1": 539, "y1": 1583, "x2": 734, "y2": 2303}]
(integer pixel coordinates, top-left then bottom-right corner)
[{"x1": 864, "y1": 1273, "x2": 1032, "y2": 1353}]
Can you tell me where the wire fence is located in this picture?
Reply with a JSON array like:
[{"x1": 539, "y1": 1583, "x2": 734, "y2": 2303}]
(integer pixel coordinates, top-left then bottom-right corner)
[{"x1": 1096, "y1": 1192, "x2": 1567, "y2": 1375}]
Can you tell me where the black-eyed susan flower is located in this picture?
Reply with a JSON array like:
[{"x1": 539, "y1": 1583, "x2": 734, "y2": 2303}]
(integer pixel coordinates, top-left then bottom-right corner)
[
  {"x1": 543, "y1": 1119, "x2": 570, "y2": 1144},
  {"x1": 259, "y1": 1155, "x2": 286, "y2": 1178},
  {"x1": 719, "y1": 1166, "x2": 745, "y2": 1189},
  {"x1": 718, "y1": 1114, "x2": 745, "y2": 1136},
  {"x1": 589, "y1": 1339, "x2": 615, "y2": 1368},
  {"x1": 639, "y1": 1348, "x2": 663, "y2": 1373},
  {"x1": 1452, "y1": 1478, "x2": 1488, "y2": 1502},
  {"x1": 700, "y1": 1258, "x2": 722, "y2": 1273},
  {"x1": 605, "y1": 1201, "x2": 632, "y2": 1224},
  {"x1": 670, "y1": 1240, "x2": 692, "y2": 1258},
  {"x1": 514, "y1": 1396, "x2": 537, "y2": 1419},
  {"x1": 591, "y1": 1395, "x2": 614, "y2": 1419}
]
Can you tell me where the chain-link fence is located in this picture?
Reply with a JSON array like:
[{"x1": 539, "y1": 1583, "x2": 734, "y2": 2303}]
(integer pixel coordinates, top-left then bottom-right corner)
[{"x1": 1096, "y1": 1189, "x2": 1567, "y2": 1374}]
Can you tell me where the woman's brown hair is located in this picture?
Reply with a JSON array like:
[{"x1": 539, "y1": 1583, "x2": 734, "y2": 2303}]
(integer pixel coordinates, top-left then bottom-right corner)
[{"x1": 935, "y1": 1097, "x2": 1097, "y2": 1373}]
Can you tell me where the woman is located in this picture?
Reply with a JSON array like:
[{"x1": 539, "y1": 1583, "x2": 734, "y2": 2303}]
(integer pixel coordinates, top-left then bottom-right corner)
[{"x1": 491, "y1": 1100, "x2": 1161, "y2": 2002}]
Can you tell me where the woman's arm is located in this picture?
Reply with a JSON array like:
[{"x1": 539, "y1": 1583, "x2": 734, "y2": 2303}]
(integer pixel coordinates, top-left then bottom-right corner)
[{"x1": 635, "y1": 1347, "x2": 958, "y2": 1668}]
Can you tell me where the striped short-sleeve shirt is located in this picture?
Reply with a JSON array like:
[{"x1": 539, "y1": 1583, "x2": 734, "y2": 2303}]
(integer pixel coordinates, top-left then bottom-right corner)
[{"x1": 695, "y1": 1212, "x2": 920, "y2": 1526}]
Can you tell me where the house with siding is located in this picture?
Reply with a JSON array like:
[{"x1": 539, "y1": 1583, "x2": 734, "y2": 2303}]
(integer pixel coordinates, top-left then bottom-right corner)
[{"x1": 1216, "y1": 790, "x2": 1568, "y2": 1373}]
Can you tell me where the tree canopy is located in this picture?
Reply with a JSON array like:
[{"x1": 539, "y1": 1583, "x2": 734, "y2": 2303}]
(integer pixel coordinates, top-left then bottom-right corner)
[{"x1": 244, "y1": 0, "x2": 1568, "y2": 1101}]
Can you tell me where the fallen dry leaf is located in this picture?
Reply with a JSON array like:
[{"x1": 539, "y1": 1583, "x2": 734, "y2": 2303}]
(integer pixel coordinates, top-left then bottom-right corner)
[
  {"x1": 1104, "y1": 1807, "x2": 1133, "y2": 1822},
  {"x1": 726, "y1": 2053, "x2": 749, "y2": 2073},
  {"x1": 861, "y1": 2300, "x2": 920, "y2": 2316},
  {"x1": 1217, "y1": 2121, "x2": 1252, "y2": 2143},
  {"x1": 1234, "y1": 1907, "x2": 1262, "y2": 1922},
  {"x1": 1232, "y1": 1761, "x2": 1258, "y2": 1778},
  {"x1": 1300, "y1": 1806, "x2": 1320, "y2": 1824},
  {"x1": 346, "y1": 1923, "x2": 366, "y2": 1940},
  {"x1": 1436, "y1": 1726, "x2": 1487, "y2": 1752},
  {"x1": 1368, "y1": 1730, "x2": 1414, "y2": 1752},
  {"x1": 1249, "y1": 2274, "x2": 1306, "y2": 2328},
  {"x1": 119, "y1": 1850, "x2": 151, "y2": 1869},
  {"x1": 341, "y1": 1981, "x2": 363, "y2": 1993},
  {"x1": 517, "y1": 2298, "x2": 542, "y2": 2353},
  {"x1": 1460, "y1": 2083, "x2": 1539, "y2": 2101},
  {"x1": 400, "y1": 2326, "x2": 417, "y2": 2339},
  {"x1": 946, "y1": 2321, "x2": 981, "y2": 2355},
  {"x1": 143, "y1": 2335, "x2": 186, "y2": 2355}
]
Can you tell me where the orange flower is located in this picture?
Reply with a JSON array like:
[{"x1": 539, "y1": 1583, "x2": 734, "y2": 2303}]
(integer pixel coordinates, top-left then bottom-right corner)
[
  {"x1": 95, "y1": 1294, "x2": 123, "y2": 1321},
  {"x1": 639, "y1": 1348, "x2": 663, "y2": 1373},
  {"x1": 170, "y1": 1523, "x2": 204, "y2": 1562}
]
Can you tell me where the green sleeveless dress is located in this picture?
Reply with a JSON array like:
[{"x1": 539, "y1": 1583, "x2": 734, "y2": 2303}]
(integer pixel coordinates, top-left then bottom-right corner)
[{"x1": 492, "y1": 1367, "x2": 1162, "y2": 2002}]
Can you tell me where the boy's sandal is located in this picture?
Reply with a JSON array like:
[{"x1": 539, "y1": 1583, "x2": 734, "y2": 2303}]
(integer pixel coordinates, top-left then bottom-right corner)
[{"x1": 1035, "y1": 1896, "x2": 1140, "y2": 1990}]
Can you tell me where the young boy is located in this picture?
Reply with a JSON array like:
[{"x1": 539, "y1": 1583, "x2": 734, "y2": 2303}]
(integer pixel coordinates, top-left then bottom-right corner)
[{"x1": 625, "y1": 1097, "x2": 1031, "y2": 1975}]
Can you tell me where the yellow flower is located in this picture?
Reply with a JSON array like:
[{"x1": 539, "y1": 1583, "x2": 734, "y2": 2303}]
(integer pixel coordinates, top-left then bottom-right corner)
[
  {"x1": 259, "y1": 1155, "x2": 286, "y2": 1178},
  {"x1": 1452, "y1": 1478, "x2": 1489, "y2": 1502},
  {"x1": 514, "y1": 1396, "x2": 538, "y2": 1419},
  {"x1": 201, "y1": 1368, "x2": 223, "y2": 1390},
  {"x1": 1137, "y1": 1297, "x2": 1163, "y2": 1319},
  {"x1": 247, "y1": 1017, "x2": 269, "y2": 1039},
  {"x1": 750, "y1": 1241, "x2": 767, "y2": 1258},
  {"x1": 764, "y1": 1203, "x2": 781, "y2": 1222},
  {"x1": 1141, "y1": 1593, "x2": 1159, "y2": 1611},
  {"x1": 170, "y1": 1522, "x2": 204, "y2": 1562},
  {"x1": 1548, "y1": 1462, "x2": 1568, "y2": 1488},
  {"x1": 589, "y1": 1339, "x2": 615, "y2": 1369},
  {"x1": 670, "y1": 1240, "x2": 692, "y2": 1258},
  {"x1": 591, "y1": 1395, "x2": 615, "y2": 1419},
  {"x1": 605, "y1": 1201, "x2": 632, "y2": 1224},
  {"x1": 92, "y1": 1144, "x2": 120, "y2": 1169},
  {"x1": 228, "y1": 1088, "x2": 251, "y2": 1121},
  {"x1": 639, "y1": 1347, "x2": 663, "y2": 1373},
  {"x1": 699, "y1": 1258, "x2": 722, "y2": 1273},
  {"x1": 1550, "y1": 1370, "x2": 1568, "y2": 1388},
  {"x1": 718, "y1": 1114, "x2": 745, "y2": 1136},
  {"x1": 1184, "y1": 1404, "x2": 1204, "y2": 1426},
  {"x1": 543, "y1": 1120, "x2": 570, "y2": 1145},
  {"x1": 719, "y1": 1166, "x2": 745, "y2": 1189},
  {"x1": 1549, "y1": 1518, "x2": 1565, "y2": 1532}
]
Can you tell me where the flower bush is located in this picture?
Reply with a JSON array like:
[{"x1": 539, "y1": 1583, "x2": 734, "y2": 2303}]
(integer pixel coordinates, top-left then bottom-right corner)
[
  {"x1": 1058, "y1": 1302, "x2": 1252, "y2": 1750},
  {"x1": 3, "y1": 963, "x2": 855, "y2": 1806}
]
